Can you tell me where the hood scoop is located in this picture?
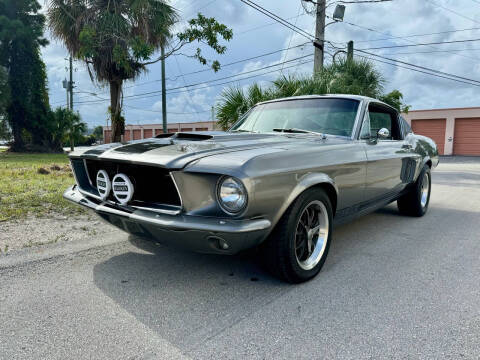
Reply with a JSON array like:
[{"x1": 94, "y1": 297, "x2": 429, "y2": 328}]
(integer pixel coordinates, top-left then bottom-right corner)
[{"x1": 156, "y1": 132, "x2": 213, "y2": 141}]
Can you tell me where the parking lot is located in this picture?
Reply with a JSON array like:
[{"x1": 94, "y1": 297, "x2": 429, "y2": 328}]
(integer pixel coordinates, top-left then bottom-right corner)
[{"x1": 0, "y1": 157, "x2": 479, "y2": 360}]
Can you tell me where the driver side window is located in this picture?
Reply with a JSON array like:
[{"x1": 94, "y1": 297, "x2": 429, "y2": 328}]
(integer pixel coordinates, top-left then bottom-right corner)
[{"x1": 362, "y1": 103, "x2": 402, "y2": 140}]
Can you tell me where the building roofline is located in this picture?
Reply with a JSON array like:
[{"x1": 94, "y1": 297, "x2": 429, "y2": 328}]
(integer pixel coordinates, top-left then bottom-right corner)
[
  {"x1": 407, "y1": 106, "x2": 480, "y2": 113},
  {"x1": 103, "y1": 120, "x2": 215, "y2": 129}
]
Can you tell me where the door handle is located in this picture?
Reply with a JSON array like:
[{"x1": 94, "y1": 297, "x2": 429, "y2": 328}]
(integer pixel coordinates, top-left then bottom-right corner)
[{"x1": 402, "y1": 144, "x2": 412, "y2": 149}]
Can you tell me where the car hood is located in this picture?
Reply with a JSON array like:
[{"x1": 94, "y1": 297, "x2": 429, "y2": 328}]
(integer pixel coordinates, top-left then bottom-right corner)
[{"x1": 70, "y1": 131, "x2": 351, "y2": 169}]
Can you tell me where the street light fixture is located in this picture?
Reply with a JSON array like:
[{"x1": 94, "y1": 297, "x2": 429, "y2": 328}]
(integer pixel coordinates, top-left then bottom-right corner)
[{"x1": 332, "y1": 4, "x2": 346, "y2": 22}]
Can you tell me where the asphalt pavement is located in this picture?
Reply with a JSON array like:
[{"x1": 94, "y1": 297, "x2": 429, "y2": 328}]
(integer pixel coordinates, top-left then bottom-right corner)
[{"x1": 1, "y1": 157, "x2": 479, "y2": 359}]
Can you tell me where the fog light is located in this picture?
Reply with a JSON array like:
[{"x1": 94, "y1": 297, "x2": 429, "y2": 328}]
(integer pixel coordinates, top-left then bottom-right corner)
[
  {"x1": 96, "y1": 170, "x2": 111, "y2": 200},
  {"x1": 218, "y1": 238, "x2": 229, "y2": 250},
  {"x1": 208, "y1": 236, "x2": 230, "y2": 250},
  {"x1": 112, "y1": 173, "x2": 134, "y2": 205}
]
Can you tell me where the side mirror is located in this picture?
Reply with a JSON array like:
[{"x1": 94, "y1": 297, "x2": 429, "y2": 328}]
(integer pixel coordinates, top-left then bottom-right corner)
[{"x1": 377, "y1": 128, "x2": 390, "y2": 139}]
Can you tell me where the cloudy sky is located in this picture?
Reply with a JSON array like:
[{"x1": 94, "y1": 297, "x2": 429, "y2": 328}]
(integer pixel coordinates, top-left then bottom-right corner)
[{"x1": 41, "y1": 0, "x2": 480, "y2": 128}]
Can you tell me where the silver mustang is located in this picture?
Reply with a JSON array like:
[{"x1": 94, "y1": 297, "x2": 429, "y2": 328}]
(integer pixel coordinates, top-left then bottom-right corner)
[{"x1": 64, "y1": 95, "x2": 439, "y2": 283}]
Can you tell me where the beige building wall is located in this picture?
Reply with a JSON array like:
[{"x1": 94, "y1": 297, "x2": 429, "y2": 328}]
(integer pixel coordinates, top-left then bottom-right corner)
[
  {"x1": 403, "y1": 107, "x2": 480, "y2": 155},
  {"x1": 103, "y1": 121, "x2": 218, "y2": 144}
]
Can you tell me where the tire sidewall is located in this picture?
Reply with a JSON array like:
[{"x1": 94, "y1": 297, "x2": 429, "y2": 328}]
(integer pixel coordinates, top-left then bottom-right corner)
[
  {"x1": 284, "y1": 189, "x2": 333, "y2": 281},
  {"x1": 417, "y1": 166, "x2": 431, "y2": 215}
]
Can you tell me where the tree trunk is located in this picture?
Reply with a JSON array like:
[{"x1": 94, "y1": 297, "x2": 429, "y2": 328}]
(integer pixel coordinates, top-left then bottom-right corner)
[
  {"x1": 8, "y1": 100, "x2": 25, "y2": 152},
  {"x1": 10, "y1": 118, "x2": 25, "y2": 151},
  {"x1": 70, "y1": 134, "x2": 74, "y2": 152},
  {"x1": 110, "y1": 80, "x2": 124, "y2": 143}
]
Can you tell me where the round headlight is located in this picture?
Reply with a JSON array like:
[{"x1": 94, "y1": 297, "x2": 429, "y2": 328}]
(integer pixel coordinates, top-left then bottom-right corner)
[{"x1": 217, "y1": 176, "x2": 247, "y2": 214}]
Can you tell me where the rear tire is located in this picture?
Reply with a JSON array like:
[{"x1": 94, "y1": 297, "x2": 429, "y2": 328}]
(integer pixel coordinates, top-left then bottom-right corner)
[
  {"x1": 262, "y1": 188, "x2": 333, "y2": 283},
  {"x1": 397, "y1": 164, "x2": 431, "y2": 217}
]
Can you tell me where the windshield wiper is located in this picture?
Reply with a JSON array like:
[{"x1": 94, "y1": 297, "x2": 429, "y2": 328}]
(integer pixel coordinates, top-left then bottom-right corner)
[{"x1": 273, "y1": 128, "x2": 326, "y2": 137}]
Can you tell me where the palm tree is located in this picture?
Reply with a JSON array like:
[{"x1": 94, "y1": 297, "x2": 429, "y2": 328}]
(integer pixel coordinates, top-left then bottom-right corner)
[
  {"x1": 47, "y1": 0, "x2": 232, "y2": 142},
  {"x1": 49, "y1": 107, "x2": 86, "y2": 151},
  {"x1": 216, "y1": 58, "x2": 402, "y2": 130},
  {"x1": 66, "y1": 111, "x2": 86, "y2": 151}
]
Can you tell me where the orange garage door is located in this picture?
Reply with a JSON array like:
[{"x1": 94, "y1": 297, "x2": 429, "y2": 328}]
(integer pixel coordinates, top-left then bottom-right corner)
[
  {"x1": 453, "y1": 118, "x2": 480, "y2": 155},
  {"x1": 132, "y1": 129, "x2": 141, "y2": 140},
  {"x1": 411, "y1": 119, "x2": 446, "y2": 155},
  {"x1": 143, "y1": 129, "x2": 152, "y2": 138}
]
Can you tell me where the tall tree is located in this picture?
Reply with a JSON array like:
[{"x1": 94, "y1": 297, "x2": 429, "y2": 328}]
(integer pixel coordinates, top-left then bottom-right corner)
[
  {"x1": 48, "y1": 0, "x2": 233, "y2": 143},
  {"x1": 0, "y1": 0, "x2": 49, "y2": 151}
]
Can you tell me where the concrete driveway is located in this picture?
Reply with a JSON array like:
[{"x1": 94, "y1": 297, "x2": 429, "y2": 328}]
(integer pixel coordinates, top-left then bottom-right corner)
[{"x1": 1, "y1": 158, "x2": 479, "y2": 359}]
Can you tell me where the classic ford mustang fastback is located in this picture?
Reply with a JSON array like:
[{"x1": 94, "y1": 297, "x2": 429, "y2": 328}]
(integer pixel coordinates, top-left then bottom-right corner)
[{"x1": 65, "y1": 95, "x2": 438, "y2": 283}]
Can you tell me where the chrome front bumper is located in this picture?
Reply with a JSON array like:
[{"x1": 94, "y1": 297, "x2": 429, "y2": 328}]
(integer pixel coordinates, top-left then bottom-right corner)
[{"x1": 63, "y1": 186, "x2": 272, "y2": 254}]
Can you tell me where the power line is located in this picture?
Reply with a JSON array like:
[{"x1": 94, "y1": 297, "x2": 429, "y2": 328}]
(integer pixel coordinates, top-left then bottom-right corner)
[
  {"x1": 353, "y1": 27, "x2": 480, "y2": 43},
  {"x1": 158, "y1": 42, "x2": 309, "y2": 81},
  {"x1": 359, "y1": 38, "x2": 480, "y2": 50},
  {"x1": 75, "y1": 58, "x2": 314, "y2": 105},
  {"x1": 356, "y1": 54, "x2": 480, "y2": 88},
  {"x1": 380, "y1": 48, "x2": 480, "y2": 55},
  {"x1": 281, "y1": 3, "x2": 304, "y2": 73},
  {"x1": 73, "y1": 92, "x2": 213, "y2": 114},
  {"x1": 173, "y1": 54, "x2": 202, "y2": 116},
  {"x1": 356, "y1": 49, "x2": 480, "y2": 86},
  {"x1": 124, "y1": 54, "x2": 314, "y2": 100},
  {"x1": 75, "y1": 54, "x2": 314, "y2": 104},
  {"x1": 124, "y1": 104, "x2": 211, "y2": 115},
  {"x1": 58, "y1": 42, "x2": 311, "y2": 104},
  {"x1": 235, "y1": 13, "x2": 308, "y2": 36},
  {"x1": 335, "y1": 15, "x2": 480, "y2": 62},
  {"x1": 239, "y1": 0, "x2": 315, "y2": 40},
  {"x1": 425, "y1": 0, "x2": 480, "y2": 25}
]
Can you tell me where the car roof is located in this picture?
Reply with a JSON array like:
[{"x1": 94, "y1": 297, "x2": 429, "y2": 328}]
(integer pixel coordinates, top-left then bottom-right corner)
[{"x1": 256, "y1": 94, "x2": 394, "y2": 110}]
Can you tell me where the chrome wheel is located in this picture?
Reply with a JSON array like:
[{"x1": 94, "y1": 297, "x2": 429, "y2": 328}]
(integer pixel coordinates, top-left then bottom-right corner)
[
  {"x1": 294, "y1": 200, "x2": 329, "y2": 271},
  {"x1": 420, "y1": 172, "x2": 430, "y2": 208}
]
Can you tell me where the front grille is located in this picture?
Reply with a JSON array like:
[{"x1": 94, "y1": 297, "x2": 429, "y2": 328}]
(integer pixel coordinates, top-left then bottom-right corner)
[{"x1": 84, "y1": 159, "x2": 181, "y2": 206}]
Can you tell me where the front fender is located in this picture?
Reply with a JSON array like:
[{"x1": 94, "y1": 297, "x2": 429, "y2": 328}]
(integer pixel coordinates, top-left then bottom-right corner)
[{"x1": 271, "y1": 172, "x2": 338, "y2": 228}]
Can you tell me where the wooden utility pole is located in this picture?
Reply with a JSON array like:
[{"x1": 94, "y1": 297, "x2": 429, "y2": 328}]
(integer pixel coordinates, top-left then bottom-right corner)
[
  {"x1": 347, "y1": 41, "x2": 354, "y2": 62},
  {"x1": 69, "y1": 56, "x2": 74, "y2": 110},
  {"x1": 313, "y1": 0, "x2": 326, "y2": 74},
  {"x1": 161, "y1": 45, "x2": 167, "y2": 134}
]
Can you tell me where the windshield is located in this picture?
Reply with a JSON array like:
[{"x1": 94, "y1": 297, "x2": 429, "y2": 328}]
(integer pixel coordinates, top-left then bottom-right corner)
[{"x1": 230, "y1": 98, "x2": 360, "y2": 137}]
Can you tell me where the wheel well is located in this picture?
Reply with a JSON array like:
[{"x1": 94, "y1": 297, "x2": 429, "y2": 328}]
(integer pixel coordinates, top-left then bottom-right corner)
[
  {"x1": 425, "y1": 160, "x2": 432, "y2": 168},
  {"x1": 310, "y1": 183, "x2": 337, "y2": 215}
]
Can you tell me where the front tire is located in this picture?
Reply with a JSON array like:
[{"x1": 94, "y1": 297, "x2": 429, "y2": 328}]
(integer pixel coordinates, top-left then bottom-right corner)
[
  {"x1": 397, "y1": 164, "x2": 431, "y2": 217},
  {"x1": 262, "y1": 188, "x2": 333, "y2": 283}
]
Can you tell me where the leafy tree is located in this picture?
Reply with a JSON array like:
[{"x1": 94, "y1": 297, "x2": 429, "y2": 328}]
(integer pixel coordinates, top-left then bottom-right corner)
[
  {"x1": 216, "y1": 58, "x2": 409, "y2": 129},
  {"x1": 380, "y1": 89, "x2": 410, "y2": 113},
  {"x1": 47, "y1": 0, "x2": 233, "y2": 143},
  {"x1": 92, "y1": 125, "x2": 104, "y2": 141},
  {"x1": 0, "y1": 0, "x2": 50, "y2": 151}
]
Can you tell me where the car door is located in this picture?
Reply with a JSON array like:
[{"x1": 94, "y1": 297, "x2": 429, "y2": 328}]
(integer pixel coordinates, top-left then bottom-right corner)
[{"x1": 361, "y1": 102, "x2": 414, "y2": 202}]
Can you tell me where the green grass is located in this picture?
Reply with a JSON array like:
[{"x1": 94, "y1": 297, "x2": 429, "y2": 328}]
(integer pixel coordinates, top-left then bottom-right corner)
[{"x1": 0, "y1": 151, "x2": 85, "y2": 221}]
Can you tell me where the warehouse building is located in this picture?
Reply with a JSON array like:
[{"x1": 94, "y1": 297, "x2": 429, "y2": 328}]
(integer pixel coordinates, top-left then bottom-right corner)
[
  {"x1": 103, "y1": 121, "x2": 217, "y2": 143},
  {"x1": 403, "y1": 107, "x2": 480, "y2": 156}
]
